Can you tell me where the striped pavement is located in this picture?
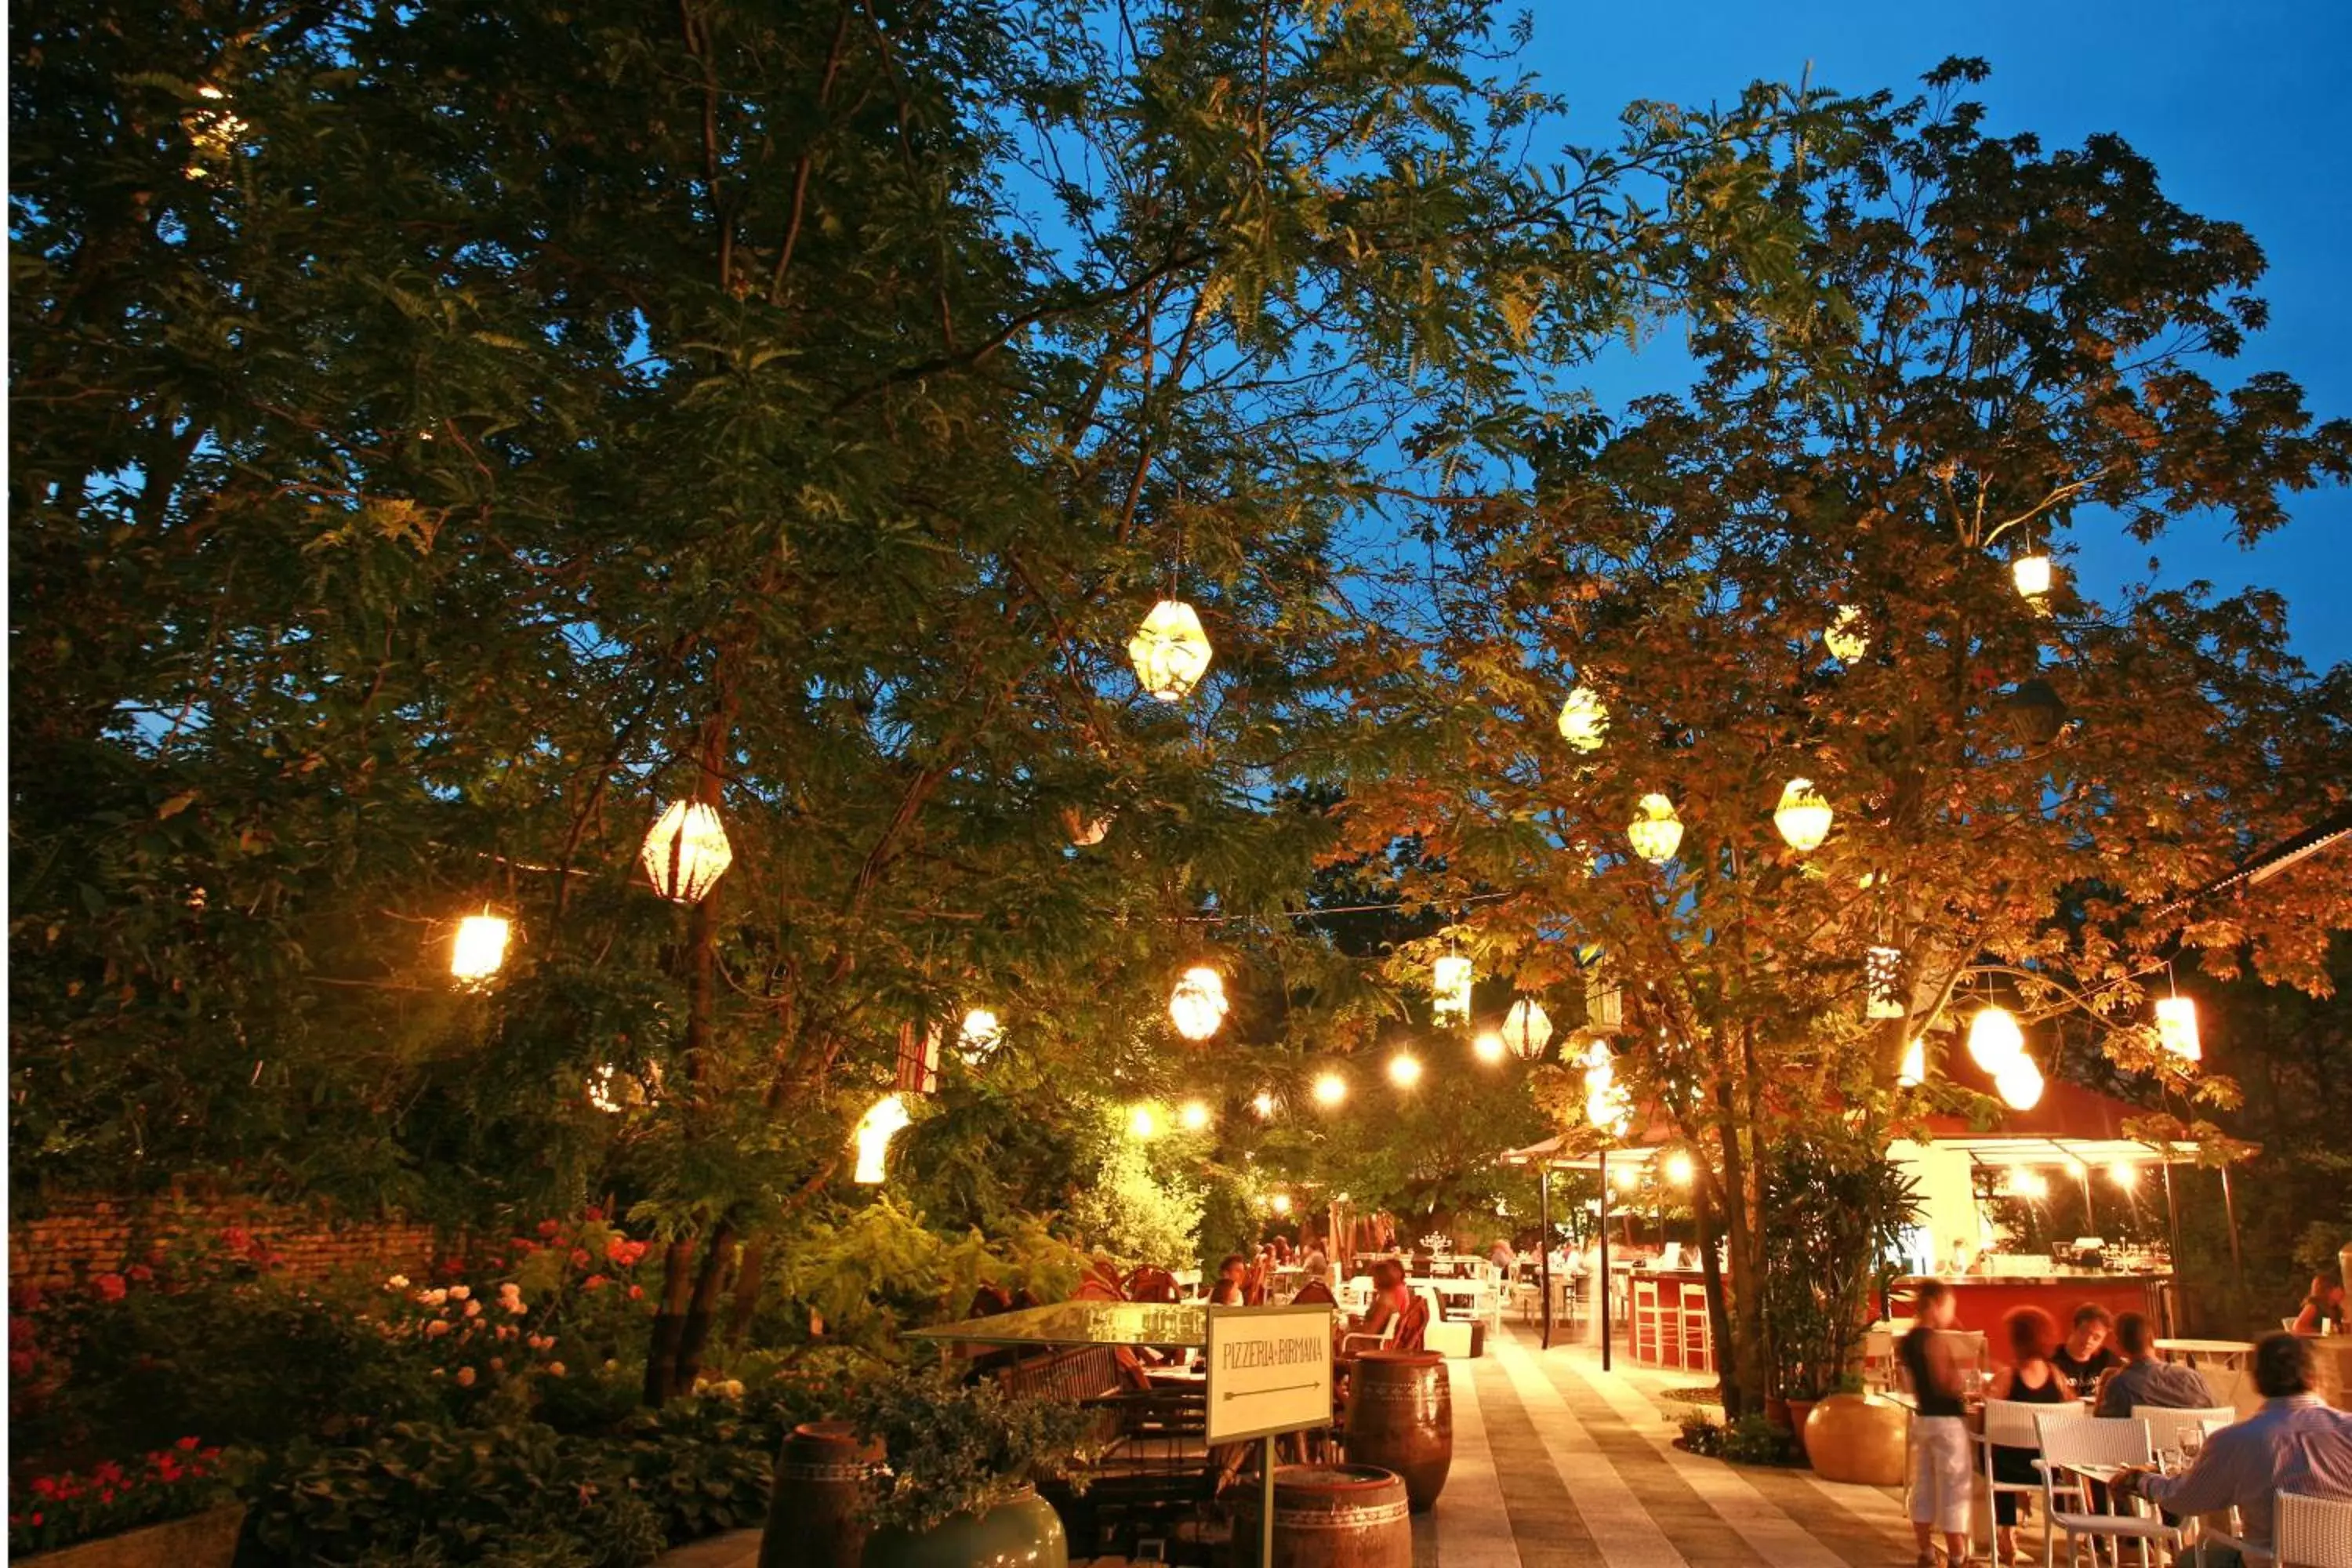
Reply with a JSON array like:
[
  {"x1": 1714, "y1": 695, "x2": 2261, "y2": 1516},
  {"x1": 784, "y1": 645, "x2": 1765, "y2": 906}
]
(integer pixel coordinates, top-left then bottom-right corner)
[{"x1": 660, "y1": 1324, "x2": 1943, "y2": 1568}]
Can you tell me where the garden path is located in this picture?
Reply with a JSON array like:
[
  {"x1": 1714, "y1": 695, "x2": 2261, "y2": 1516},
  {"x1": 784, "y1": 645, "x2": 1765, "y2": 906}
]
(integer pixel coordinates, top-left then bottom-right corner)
[{"x1": 658, "y1": 1324, "x2": 1940, "y2": 1568}]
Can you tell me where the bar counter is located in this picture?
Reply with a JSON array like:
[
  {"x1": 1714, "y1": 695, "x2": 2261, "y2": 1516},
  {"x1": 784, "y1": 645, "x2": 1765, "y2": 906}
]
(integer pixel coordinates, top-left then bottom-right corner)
[{"x1": 1889, "y1": 1273, "x2": 2169, "y2": 1364}]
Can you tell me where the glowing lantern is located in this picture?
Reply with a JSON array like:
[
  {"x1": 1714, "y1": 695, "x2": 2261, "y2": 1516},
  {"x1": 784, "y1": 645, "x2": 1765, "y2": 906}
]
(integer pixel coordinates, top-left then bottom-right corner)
[
  {"x1": 2108, "y1": 1162, "x2": 2138, "y2": 1189},
  {"x1": 2003, "y1": 1167, "x2": 2049, "y2": 1200},
  {"x1": 1557, "y1": 685, "x2": 1609, "y2": 752},
  {"x1": 851, "y1": 1094, "x2": 912, "y2": 1184},
  {"x1": 1127, "y1": 599, "x2": 1212, "y2": 702},
  {"x1": 1612, "y1": 1163, "x2": 1640, "y2": 1192},
  {"x1": 2013, "y1": 553, "x2": 2053, "y2": 599},
  {"x1": 1583, "y1": 959, "x2": 1624, "y2": 1033},
  {"x1": 1501, "y1": 998, "x2": 1553, "y2": 1061},
  {"x1": 1387, "y1": 1051, "x2": 1424, "y2": 1089},
  {"x1": 1897, "y1": 1037, "x2": 1926, "y2": 1087},
  {"x1": 1063, "y1": 808, "x2": 1112, "y2": 848},
  {"x1": 451, "y1": 913, "x2": 510, "y2": 983},
  {"x1": 1967, "y1": 1006, "x2": 2026, "y2": 1072},
  {"x1": 1312, "y1": 1072, "x2": 1348, "y2": 1107},
  {"x1": 1432, "y1": 954, "x2": 1473, "y2": 1025},
  {"x1": 1824, "y1": 605, "x2": 1870, "y2": 662},
  {"x1": 1271, "y1": 1192, "x2": 1294, "y2": 1216},
  {"x1": 2155, "y1": 996, "x2": 2201, "y2": 1062},
  {"x1": 1472, "y1": 1031, "x2": 1506, "y2": 1065},
  {"x1": 1179, "y1": 1100, "x2": 1212, "y2": 1132},
  {"x1": 1251, "y1": 1091, "x2": 1277, "y2": 1119},
  {"x1": 1773, "y1": 779, "x2": 1833, "y2": 853},
  {"x1": 1664, "y1": 1150, "x2": 1696, "y2": 1187},
  {"x1": 1994, "y1": 1054, "x2": 2045, "y2": 1111},
  {"x1": 1866, "y1": 946, "x2": 1907, "y2": 1020},
  {"x1": 641, "y1": 799, "x2": 734, "y2": 903},
  {"x1": 1168, "y1": 966, "x2": 1229, "y2": 1040},
  {"x1": 1626, "y1": 793, "x2": 1684, "y2": 864},
  {"x1": 1128, "y1": 1105, "x2": 1159, "y2": 1140},
  {"x1": 957, "y1": 1008, "x2": 1005, "y2": 1065}
]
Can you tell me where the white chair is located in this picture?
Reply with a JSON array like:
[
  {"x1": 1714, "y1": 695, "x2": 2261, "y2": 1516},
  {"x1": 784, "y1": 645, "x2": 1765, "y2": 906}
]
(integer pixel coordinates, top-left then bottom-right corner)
[
  {"x1": 2277, "y1": 1493, "x2": 2352, "y2": 1568},
  {"x1": 2132, "y1": 1405, "x2": 2236, "y2": 1459},
  {"x1": 1977, "y1": 1398, "x2": 2091, "y2": 1556},
  {"x1": 2034, "y1": 1414, "x2": 2179, "y2": 1568}
]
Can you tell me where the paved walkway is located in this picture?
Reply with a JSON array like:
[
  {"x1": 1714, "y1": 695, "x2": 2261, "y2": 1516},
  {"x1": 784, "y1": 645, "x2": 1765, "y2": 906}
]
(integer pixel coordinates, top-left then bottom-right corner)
[{"x1": 661, "y1": 1325, "x2": 1945, "y2": 1567}]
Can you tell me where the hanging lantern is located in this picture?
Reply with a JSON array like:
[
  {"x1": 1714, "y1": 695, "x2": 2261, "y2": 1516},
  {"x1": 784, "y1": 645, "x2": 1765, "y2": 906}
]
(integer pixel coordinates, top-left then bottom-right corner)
[
  {"x1": 2155, "y1": 995, "x2": 2201, "y2": 1061},
  {"x1": 1824, "y1": 605, "x2": 1870, "y2": 662},
  {"x1": 1582, "y1": 960, "x2": 1624, "y2": 1033},
  {"x1": 1168, "y1": 965, "x2": 1229, "y2": 1040},
  {"x1": 1127, "y1": 599, "x2": 1213, "y2": 702},
  {"x1": 2005, "y1": 678, "x2": 2068, "y2": 746},
  {"x1": 1865, "y1": 946, "x2": 1907, "y2": 1019},
  {"x1": 1896, "y1": 1037, "x2": 1926, "y2": 1087},
  {"x1": 450, "y1": 913, "x2": 511, "y2": 984},
  {"x1": 1062, "y1": 807, "x2": 1112, "y2": 848},
  {"x1": 895, "y1": 1022, "x2": 942, "y2": 1096},
  {"x1": 1387, "y1": 1051, "x2": 1424, "y2": 1089},
  {"x1": 1557, "y1": 685, "x2": 1609, "y2": 752},
  {"x1": 1432, "y1": 954, "x2": 1473, "y2": 1024},
  {"x1": 1967, "y1": 1006, "x2": 2027, "y2": 1072},
  {"x1": 1471, "y1": 1031, "x2": 1505, "y2": 1065},
  {"x1": 1994, "y1": 1054, "x2": 2045, "y2": 1111},
  {"x1": 641, "y1": 799, "x2": 734, "y2": 903},
  {"x1": 956, "y1": 1007, "x2": 1006, "y2": 1065},
  {"x1": 2013, "y1": 553, "x2": 2053, "y2": 599},
  {"x1": 1501, "y1": 998, "x2": 1553, "y2": 1061},
  {"x1": 1312, "y1": 1071, "x2": 1348, "y2": 1107},
  {"x1": 851, "y1": 1094, "x2": 913, "y2": 1184},
  {"x1": 1626, "y1": 793, "x2": 1684, "y2": 864},
  {"x1": 1179, "y1": 1100, "x2": 1212, "y2": 1131},
  {"x1": 1773, "y1": 778, "x2": 1835, "y2": 853}
]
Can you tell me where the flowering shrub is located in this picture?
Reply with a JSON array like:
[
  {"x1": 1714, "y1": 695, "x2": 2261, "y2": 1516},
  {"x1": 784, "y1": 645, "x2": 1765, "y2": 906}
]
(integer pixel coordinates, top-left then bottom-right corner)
[
  {"x1": 8, "y1": 1438, "x2": 236, "y2": 1557},
  {"x1": 844, "y1": 1364, "x2": 1102, "y2": 1535}
]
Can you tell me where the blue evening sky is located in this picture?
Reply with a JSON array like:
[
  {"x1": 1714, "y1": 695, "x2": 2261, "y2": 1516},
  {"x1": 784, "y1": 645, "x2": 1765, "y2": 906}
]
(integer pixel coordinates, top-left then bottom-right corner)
[{"x1": 1519, "y1": 0, "x2": 2351, "y2": 672}]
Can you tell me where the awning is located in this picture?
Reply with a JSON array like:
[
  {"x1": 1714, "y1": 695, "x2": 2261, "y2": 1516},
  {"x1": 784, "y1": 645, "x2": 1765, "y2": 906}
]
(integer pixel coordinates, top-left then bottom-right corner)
[
  {"x1": 901, "y1": 1299, "x2": 1206, "y2": 1349},
  {"x1": 1496, "y1": 1132, "x2": 1671, "y2": 1173}
]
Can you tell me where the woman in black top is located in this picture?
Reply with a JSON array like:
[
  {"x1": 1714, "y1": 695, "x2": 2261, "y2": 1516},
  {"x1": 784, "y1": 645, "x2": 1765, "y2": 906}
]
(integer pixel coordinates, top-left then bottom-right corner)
[
  {"x1": 1901, "y1": 1282, "x2": 1975, "y2": 1566},
  {"x1": 1990, "y1": 1307, "x2": 2072, "y2": 1563}
]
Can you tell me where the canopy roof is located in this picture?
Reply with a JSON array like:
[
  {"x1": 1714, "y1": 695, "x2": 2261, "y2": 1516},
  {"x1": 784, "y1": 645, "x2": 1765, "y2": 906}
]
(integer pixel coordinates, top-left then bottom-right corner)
[
  {"x1": 901, "y1": 1300, "x2": 1205, "y2": 1349},
  {"x1": 1497, "y1": 1132, "x2": 1668, "y2": 1173}
]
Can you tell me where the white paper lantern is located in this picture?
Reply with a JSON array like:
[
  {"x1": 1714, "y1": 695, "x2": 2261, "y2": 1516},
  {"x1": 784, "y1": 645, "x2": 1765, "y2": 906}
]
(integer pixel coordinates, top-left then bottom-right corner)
[
  {"x1": 1127, "y1": 599, "x2": 1213, "y2": 702},
  {"x1": 1896, "y1": 1037, "x2": 1926, "y2": 1087},
  {"x1": 851, "y1": 1094, "x2": 913, "y2": 1184},
  {"x1": 2013, "y1": 553, "x2": 2053, "y2": 599},
  {"x1": 1994, "y1": 1054, "x2": 2045, "y2": 1111},
  {"x1": 2155, "y1": 996, "x2": 2201, "y2": 1062},
  {"x1": 1557, "y1": 685, "x2": 1609, "y2": 751},
  {"x1": 1865, "y1": 946, "x2": 1907, "y2": 1020},
  {"x1": 957, "y1": 1007, "x2": 1006, "y2": 1065},
  {"x1": 1773, "y1": 778, "x2": 1834, "y2": 853},
  {"x1": 1626, "y1": 793, "x2": 1684, "y2": 864},
  {"x1": 641, "y1": 799, "x2": 734, "y2": 904},
  {"x1": 1432, "y1": 954, "x2": 1473, "y2": 1024},
  {"x1": 1501, "y1": 998, "x2": 1553, "y2": 1061},
  {"x1": 1824, "y1": 605, "x2": 1871, "y2": 662},
  {"x1": 451, "y1": 914, "x2": 510, "y2": 983},
  {"x1": 1967, "y1": 1006, "x2": 2027, "y2": 1072},
  {"x1": 1168, "y1": 966, "x2": 1229, "y2": 1040}
]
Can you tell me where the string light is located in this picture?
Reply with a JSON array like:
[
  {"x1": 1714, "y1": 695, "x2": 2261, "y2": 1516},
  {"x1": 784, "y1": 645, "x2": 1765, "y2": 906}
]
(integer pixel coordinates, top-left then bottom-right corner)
[
  {"x1": 1271, "y1": 1192, "x2": 1294, "y2": 1216},
  {"x1": 1387, "y1": 1051, "x2": 1424, "y2": 1089},
  {"x1": 2108, "y1": 1162, "x2": 2138, "y2": 1189},
  {"x1": 852, "y1": 1094, "x2": 912, "y2": 1184},
  {"x1": 641, "y1": 800, "x2": 734, "y2": 903},
  {"x1": 1557, "y1": 685, "x2": 1609, "y2": 751},
  {"x1": 1179, "y1": 1100, "x2": 1212, "y2": 1132},
  {"x1": 450, "y1": 913, "x2": 510, "y2": 983},
  {"x1": 1127, "y1": 1105, "x2": 1159, "y2": 1140},
  {"x1": 1312, "y1": 1072, "x2": 1348, "y2": 1108},
  {"x1": 1251, "y1": 1091, "x2": 1277, "y2": 1119},
  {"x1": 1773, "y1": 779, "x2": 1834, "y2": 853},
  {"x1": 1626, "y1": 793, "x2": 1684, "y2": 863},
  {"x1": 1128, "y1": 599, "x2": 1213, "y2": 702},
  {"x1": 1472, "y1": 1031, "x2": 1506, "y2": 1065},
  {"x1": 1612, "y1": 1163, "x2": 1640, "y2": 1192}
]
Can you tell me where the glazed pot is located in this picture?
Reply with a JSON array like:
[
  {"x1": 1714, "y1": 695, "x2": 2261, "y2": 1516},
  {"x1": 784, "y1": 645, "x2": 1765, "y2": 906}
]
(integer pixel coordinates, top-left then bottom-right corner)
[
  {"x1": 1233, "y1": 1465, "x2": 1411, "y2": 1568},
  {"x1": 763, "y1": 1421, "x2": 882, "y2": 1568},
  {"x1": 1801, "y1": 1392, "x2": 1908, "y2": 1486},
  {"x1": 859, "y1": 1485, "x2": 1066, "y2": 1568},
  {"x1": 1344, "y1": 1351, "x2": 1452, "y2": 1512},
  {"x1": 17, "y1": 1504, "x2": 246, "y2": 1568}
]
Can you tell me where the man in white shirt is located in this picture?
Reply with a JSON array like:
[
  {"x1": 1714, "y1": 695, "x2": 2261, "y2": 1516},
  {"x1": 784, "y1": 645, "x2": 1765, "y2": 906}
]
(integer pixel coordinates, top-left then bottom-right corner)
[{"x1": 2116, "y1": 1334, "x2": 2352, "y2": 1565}]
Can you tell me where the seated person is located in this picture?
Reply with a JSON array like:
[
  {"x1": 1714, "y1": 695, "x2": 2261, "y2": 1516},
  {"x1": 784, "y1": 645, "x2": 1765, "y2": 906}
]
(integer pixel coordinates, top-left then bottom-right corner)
[
  {"x1": 2092, "y1": 1311, "x2": 2215, "y2": 1416},
  {"x1": 1488, "y1": 1237, "x2": 1517, "y2": 1272},
  {"x1": 1352, "y1": 1258, "x2": 1410, "y2": 1341},
  {"x1": 2115, "y1": 1334, "x2": 2352, "y2": 1568},
  {"x1": 1207, "y1": 1253, "x2": 1250, "y2": 1307},
  {"x1": 1989, "y1": 1307, "x2": 2074, "y2": 1563},
  {"x1": 2050, "y1": 1303, "x2": 2121, "y2": 1398},
  {"x1": 2292, "y1": 1269, "x2": 2346, "y2": 1335}
]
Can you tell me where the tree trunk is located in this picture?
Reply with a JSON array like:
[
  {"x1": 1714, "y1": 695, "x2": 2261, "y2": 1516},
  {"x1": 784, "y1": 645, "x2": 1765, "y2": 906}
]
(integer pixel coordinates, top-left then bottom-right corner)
[
  {"x1": 642, "y1": 1237, "x2": 698, "y2": 1406},
  {"x1": 672, "y1": 1218, "x2": 738, "y2": 1393},
  {"x1": 725, "y1": 1236, "x2": 767, "y2": 1345}
]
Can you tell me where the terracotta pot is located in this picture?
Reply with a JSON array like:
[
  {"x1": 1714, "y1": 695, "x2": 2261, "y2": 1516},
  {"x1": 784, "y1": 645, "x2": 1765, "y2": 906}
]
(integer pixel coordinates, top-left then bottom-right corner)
[
  {"x1": 1784, "y1": 1399, "x2": 1817, "y2": 1457},
  {"x1": 763, "y1": 1420, "x2": 882, "y2": 1568},
  {"x1": 1344, "y1": 1351, "x2": 1451, "y2": 1512},
  {"x1": 1233, "y1": 1464, "x2": 1412, "y2": 1568},
  {"x1": 860, "y1": 1485, "x2": 1065, "y2": 1568},
  {"x1": 18, "y1": 1504, "x2": 245, "y2": 1568},
  {"x1": 1801, "y1": 1392, "x2": 1908, "y2": 1486}
]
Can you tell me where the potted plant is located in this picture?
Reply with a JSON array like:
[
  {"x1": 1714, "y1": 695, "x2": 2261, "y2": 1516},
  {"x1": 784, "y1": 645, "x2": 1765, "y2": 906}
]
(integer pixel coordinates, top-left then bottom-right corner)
[
  {"x1": 9, "y1": 1441, "x2": 245, "y2": 1567},
  {"x1": 843, "y1": 1365, "x2": 1101, "y2": 1568}
]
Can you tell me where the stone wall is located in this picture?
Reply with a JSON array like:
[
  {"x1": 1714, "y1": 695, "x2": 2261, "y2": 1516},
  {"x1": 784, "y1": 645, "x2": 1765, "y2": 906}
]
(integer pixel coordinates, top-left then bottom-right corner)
[{"x1": 8, "y1": 1194, "x2": 452, "y2": 1292}]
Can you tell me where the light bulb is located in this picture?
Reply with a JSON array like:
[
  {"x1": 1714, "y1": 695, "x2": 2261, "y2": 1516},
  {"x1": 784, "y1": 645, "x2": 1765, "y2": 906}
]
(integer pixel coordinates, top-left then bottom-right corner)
[
  {"x1": 2108, "y1": 1162, "x2": 2138, "y2": 1189},
  {"x1": 1387, "y1": 1051, "x2": 1424, "y2": 1089},
  {"x1": 1472, "y1": 1031, "x2": 1505, "y2": 1065},
  {"x1": 1271, "y1": 1192, "x2": 1294, "y2": 1216},
  {"x1": 1664, "y1": 1151, "x2": 1695, "y2": 1187},
  {"x1": 1128, "y1": 1105, "x2": 1159, "y2": 1140},
  {"x1": 1312, "y1": 1072, "x2": 1348, "y2": 1107},
  {"x1": 1251, "y1": 1091, "x2": 1277, "y2": 1119},
  {"x1": 1179, "y1": 1100, "x2": 1212, "y2": 1132},
  {"x1": 451, "y1": 913, "x2": 510, "y2": 983}
]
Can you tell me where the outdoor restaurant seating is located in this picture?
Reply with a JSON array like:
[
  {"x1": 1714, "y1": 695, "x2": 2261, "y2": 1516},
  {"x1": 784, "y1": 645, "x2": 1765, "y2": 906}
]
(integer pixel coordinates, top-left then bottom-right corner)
[
  {"x1": 2034, "y1": 1414, "x2": 2183, "y2": 1568},
  {"x1": 2134, "y1": 1403, "x2": 2238, "y2": 1457},
  {"x1": 1977, "y1": 1396, "x2": 2091, "y2": 1554},
  {"x1": 2277, "y1": 1492, "x2": 2352, "y2": 1568}
]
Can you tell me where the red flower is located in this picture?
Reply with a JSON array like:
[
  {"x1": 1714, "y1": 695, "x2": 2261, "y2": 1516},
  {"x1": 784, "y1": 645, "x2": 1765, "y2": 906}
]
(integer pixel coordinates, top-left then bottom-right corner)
[
  {"x1": 584, "y1": 1205, "x2": 604, "y2": 1221},
  {"x1": 537, "y1": 1220, "x2": 562, "y2": 1238},
  {"x1": 93, "y1": 1272, "x2": 128, "y2": 1303},
  {"x1": 627, "y1": 1284, "x2": 644, "y2": 1301},
  {"x1": 32, "y1": 1477, "x2": 59, "y2": 1499},
  {"x1": 127, "y1": 1263, "x2": 154, "y2": 1283},
  {"x1": 175, "y1": 1436, "x2": 201, "y2": 1451},
  {"x1": 29, "y1": 1512, "x2": 42, "y2": 1526},
  {"x1": 583, "y1": 1274, "x2": 608, "y2": 1291},
  {"x1": 220, "y1": 1226, "x2": 254, "y2": 1256},
  {"x1": 569, "y1": 1248, "x2": 591, "y2": 1268}
]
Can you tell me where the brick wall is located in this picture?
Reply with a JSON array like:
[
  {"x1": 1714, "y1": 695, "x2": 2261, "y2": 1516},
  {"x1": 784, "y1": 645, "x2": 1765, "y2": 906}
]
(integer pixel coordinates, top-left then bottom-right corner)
[{"x1": 9, "y1": 1194, "x2": 453, "y2": 1293}]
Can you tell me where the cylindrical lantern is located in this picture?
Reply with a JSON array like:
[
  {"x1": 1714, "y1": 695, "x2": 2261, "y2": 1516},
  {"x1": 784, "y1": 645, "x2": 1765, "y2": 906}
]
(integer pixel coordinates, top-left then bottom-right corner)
[
  {"x1": 1557, "y1": 685, "x2": 1609, "y2": 752},
  {"x1": 1127, "y1": 598, "x2": 1213, "y2": 702},
  {"x1": 2155, "y1": 995, "x2": 2201, "y2": 1061},
  {"x1": 1896, "y1": 1037, "x2": 1926, "y2": 1087},
  {"x1": 451, "y1": 913, "x2": 510, "y2": 983},
  {"x1": 1627, "y1": 793, "x2": 1684, "y2": 863},
  {"x1": 851, "y1": 1094, "x2": 913, "y2": 1184},
  {"x1": 1865, "y1": 946, "x2": 1906, "y2": 1019},
  {"x1": 1824, "y1": 605, "x2": 1870, "y2": 662},
  {"x1": 2013, "y1": 553, "x2": 2053, "y2": 598},
  {"x1": 1967, "y1": 1006, "x2": 2026, "y2": 1072},
  {"x1": 1994, "y1": 1054, "x2": 2044, "y2": 1111},
  {"x1": 1168, "y1": 965, "x2": 1229, "y2": 1040},
  {"x1": 1773, "y1": 778, "x2": 1834, "y2": 853},
  {"x1": 1432, "y1": 954, "x2": 1473, "y2": 1024},
  {"x1": 641, "y1": 799, "x2": 734, "y2": 903},
  {"x1": 956, "y1": 1007, "x2": 1005, "y2": 1065},
  {"x1": 1501, "y1": 997, "x2": 1553, "y2": 1060}
]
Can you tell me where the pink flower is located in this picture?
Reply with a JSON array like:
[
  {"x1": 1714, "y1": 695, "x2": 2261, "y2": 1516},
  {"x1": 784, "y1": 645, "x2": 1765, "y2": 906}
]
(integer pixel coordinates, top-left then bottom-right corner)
[
  {"x1": 463, "y1": 1299, "x2": 481, "y2": 1318},
  {"x1": 455, "y1": 1367, "x2": 477, "y2": 1387},
  {"x1": 545, "y1": 1362, "x2": 566, "y2": 1377},
  {"x1": 424, "y1": 1319, "x2": 451, "y2": 1338},
  {"x1": 447, "y1": 1284, "x2": 470, "y2": 1301}
]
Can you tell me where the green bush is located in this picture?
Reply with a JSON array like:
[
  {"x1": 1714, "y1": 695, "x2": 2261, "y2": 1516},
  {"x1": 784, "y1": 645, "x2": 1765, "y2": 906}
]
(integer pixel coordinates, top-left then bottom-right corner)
[
  {"x1": 1722, "y1": 1412, "x2": 1788, "y2": 1466},
  {"x1": 1676, "y1": 1409, "x2": 1726, "y2": 1457}
]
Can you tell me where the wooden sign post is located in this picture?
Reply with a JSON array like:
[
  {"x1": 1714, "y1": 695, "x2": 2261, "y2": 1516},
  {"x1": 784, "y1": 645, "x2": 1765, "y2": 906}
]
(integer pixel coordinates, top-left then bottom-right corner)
[{"x1": 1205, "y1": 1304, "x2": 1335, "y2": 1568}]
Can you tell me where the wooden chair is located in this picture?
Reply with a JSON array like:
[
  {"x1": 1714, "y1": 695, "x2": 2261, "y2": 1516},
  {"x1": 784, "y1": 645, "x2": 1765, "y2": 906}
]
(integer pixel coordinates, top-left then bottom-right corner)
[{"x1": 1678, "y1": 1283, "x2": 1712, "y2": 1374}]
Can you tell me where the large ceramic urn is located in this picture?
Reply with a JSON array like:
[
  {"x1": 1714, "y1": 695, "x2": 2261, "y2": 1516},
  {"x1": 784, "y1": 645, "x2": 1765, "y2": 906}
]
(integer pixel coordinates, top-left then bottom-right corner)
[
  {"x1": 859, "y1": 1486, "x2": 1066, "y2": 1568},
  {"x1": 1343, "y1": 1351, "x2": 1453, "y2": 1512},
  {"x1": 1233, "y1": 1464, "x2": 1412, "y2": 1568},
  {"x1": 763, "y1": 1421, "x2": 882, "y2": 1568},
  {"x1": 1802, "y1": 1392, "x2": 1910, "y2": 1486}
]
